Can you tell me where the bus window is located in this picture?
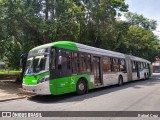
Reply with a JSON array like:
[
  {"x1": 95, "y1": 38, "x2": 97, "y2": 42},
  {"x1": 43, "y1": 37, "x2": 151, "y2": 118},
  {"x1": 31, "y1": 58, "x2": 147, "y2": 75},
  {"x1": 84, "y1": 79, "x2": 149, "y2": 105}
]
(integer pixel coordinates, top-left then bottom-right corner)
[
  {"x1": 132, "y1": 61, "x2": 136, "y2": 72},
  {"x1": 66, "y1": 52, "x2": 71, "y2": 70},
  {"x1": 140, "y1": 62, "x2": 143, "y2": 69},
  {"x1": 143, "y1": 63, "x2": 145, "y2": 69},
  {"x1": 58, "y1": 49, "x2": 71, "y2": 76},
  {"x1": 141, "y1": 62, "x2": 143, "y2": 69},
  {"x1": 86, "y1": 54, "x2": 91, "y2": 72},
  {"x1": 144, "y1": 63, "x2": 147, "y2": 68},
  {"x1": 145, "y1": 63, "x2": 148, "y2": 68},
  {"x1": 140, "y1": 62, "x2": 142, "y2": 69},
  {"x1": 112, "y1": 58, "x2": 120, "y2": 72},
  {"x1": 81, "y1": 54, "x2": 87, "y2": 73},
  {"x1": 71, "y1": 52, "x2": 78, "y2": 74},
  {"x1": 58, "y1": 56, "x2": 62, "y2": 69},
  {"x1": 103, "y1": 57, "x2": 111, "y2": 73},
  {"x1": 143, "y1": 63, "x2": 146, "y2": 68},
  {"x1": 51, "y1": 48, "x2": 55, "y2": 69},
  {"x1": 77, "y1": 53, "x2": 81, "y2": 73},
  {"x1": 120, "y1": 59, "x2": 126, "y2": 72}
]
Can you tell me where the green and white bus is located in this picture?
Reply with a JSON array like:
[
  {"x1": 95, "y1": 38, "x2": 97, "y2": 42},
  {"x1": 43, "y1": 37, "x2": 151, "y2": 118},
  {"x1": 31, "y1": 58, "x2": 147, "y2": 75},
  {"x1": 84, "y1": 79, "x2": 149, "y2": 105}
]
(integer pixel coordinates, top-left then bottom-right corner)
[{"x1": 22, "y1": 41, "x2": 151, "y2": 95}]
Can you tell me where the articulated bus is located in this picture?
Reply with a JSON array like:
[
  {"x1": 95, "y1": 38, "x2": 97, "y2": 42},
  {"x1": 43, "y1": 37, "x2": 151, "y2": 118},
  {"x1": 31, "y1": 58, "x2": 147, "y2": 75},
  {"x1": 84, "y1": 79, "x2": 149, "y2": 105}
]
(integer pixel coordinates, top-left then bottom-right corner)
[{"x1": 22, "y1": 41, "x2": 151, "y2": 95}]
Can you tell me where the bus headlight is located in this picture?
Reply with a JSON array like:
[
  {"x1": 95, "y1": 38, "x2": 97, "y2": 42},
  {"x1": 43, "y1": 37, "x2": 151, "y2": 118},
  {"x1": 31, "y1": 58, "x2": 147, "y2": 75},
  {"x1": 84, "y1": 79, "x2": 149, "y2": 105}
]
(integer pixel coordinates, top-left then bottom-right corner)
[{"x1": 38, "y1": 75, "x2": 50, "y2": 84}]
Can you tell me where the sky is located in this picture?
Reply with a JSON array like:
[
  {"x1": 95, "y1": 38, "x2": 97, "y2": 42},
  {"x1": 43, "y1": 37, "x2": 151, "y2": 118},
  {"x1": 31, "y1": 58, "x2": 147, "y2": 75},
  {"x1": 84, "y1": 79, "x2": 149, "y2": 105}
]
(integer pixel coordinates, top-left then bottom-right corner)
[{"x1": 124, "y1": 0, "x2": 160, "y2": 36}]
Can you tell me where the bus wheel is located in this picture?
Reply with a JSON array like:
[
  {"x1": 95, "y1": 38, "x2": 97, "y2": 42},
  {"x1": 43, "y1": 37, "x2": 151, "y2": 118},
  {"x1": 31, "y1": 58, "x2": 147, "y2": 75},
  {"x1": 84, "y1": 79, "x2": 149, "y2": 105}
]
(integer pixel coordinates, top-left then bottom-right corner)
[
  {"x1": 118, "y1": 76, "x2": 123, "y2": 86},
  {"x1": 76, "y1": 79, "x2": 87, "y2": 95}
]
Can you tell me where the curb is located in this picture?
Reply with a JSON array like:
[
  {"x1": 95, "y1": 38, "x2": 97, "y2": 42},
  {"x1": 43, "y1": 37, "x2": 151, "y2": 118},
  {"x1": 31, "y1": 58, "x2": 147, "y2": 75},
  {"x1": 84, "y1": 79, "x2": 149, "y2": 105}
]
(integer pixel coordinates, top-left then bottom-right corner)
[{"x1": 0, "y1": 96, "x2": 27, "y2": 102}]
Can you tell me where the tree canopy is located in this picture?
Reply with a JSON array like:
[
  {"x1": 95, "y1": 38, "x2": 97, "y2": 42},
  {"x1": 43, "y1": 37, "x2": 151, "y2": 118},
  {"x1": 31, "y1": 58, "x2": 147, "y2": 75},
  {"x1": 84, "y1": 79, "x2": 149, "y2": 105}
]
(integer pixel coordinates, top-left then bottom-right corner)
[{"x1": 0, "y1": 0, "x2": 159, "y2": 69}]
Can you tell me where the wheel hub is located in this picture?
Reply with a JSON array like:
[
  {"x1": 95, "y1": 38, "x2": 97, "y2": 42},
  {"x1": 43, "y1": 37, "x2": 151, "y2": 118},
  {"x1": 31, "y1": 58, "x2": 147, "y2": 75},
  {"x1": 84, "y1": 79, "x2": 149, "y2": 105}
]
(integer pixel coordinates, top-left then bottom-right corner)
[{"x1": 79, "y1": 83, "x2": 85, "y2": 91}]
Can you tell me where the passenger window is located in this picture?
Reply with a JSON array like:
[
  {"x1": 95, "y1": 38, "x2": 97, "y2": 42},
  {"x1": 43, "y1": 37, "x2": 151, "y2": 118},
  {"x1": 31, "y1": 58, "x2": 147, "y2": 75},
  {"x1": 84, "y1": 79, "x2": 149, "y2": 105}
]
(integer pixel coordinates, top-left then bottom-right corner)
[
  {"x1": 57, "y1": 49, "x2": 71, "y2": 76},
  {"x1": 81, "y1": 54, "x2": 87, "y2": 73},
  {"x1": 112, "y1": 58, "x2": 120, "y2": 72},
  {"x1": 51, "y1": 48, "x2": 55, "y2": 69},
  {"x1": 86, "y1": 54, "x2": 91, "y2": 72},
  {"x1": 77, "y1": 53, "x2": 81, "y2": 73},
  {"x1": 58, "y1": 56, "x2": 62, "y2": 69},
  {"x1": 140, "y1": 62, "x2": 143, "y2": 69},
  {"x1": 132, "y1": 61, "x2": 136, "y2": 72},
  {"x1": 71, "y1": 52, "x2": 78, "y2": 74},
  {"x1": 120, "y1": 59, "x2": 126, "y2": 72},
  {"x1": 103, "y1": 57, "x2": 111, "y2": 73},
  {"x1": 144, "y1": 63, "x2": 146, "y2": 68}
]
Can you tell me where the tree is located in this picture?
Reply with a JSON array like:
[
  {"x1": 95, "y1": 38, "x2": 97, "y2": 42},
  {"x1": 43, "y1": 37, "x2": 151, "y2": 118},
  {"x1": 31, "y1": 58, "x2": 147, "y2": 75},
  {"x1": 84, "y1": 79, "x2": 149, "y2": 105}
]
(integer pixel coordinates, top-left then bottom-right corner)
[
  {"x1": 125, "y1": 26, "x2": 159, "y2": 62},
  {"x1": 122, "y1": 12, "x2": 160, "y2": 61},
  {"x1": 78, "y1": 0, "x2": 129, "y2": 48},
  {"x1": 0, "y1": 0, "x2": 85, "y2": 68},
  {"x1": 0, "y1": 0, "x2": 159, "y2": 69},
  {"x1": 125, "y1": 12, "x2": 157, "y2": 31}
]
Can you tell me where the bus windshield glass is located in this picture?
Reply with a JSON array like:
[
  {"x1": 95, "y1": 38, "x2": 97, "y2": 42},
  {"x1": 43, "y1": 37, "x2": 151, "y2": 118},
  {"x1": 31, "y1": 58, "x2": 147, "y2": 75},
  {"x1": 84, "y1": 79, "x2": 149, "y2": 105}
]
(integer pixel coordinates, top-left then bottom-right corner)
[{"x1": 25, "y1": 48, "x2": 50, "y2": 75}]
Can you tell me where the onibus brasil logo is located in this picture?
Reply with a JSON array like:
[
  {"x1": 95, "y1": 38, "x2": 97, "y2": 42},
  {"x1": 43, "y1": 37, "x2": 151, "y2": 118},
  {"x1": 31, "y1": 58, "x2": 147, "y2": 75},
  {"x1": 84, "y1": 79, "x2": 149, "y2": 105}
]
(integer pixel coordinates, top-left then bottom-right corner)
[{"x1": 2, "y1": 112, "x2": 42, "y2": 117}]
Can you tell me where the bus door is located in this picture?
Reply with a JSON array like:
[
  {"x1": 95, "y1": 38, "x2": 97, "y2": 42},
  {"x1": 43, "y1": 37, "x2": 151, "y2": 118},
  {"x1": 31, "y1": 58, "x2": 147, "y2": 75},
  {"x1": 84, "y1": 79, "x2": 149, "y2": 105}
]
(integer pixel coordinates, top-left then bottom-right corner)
[{"x1": 93, "y1": 57, "x2": 102, "y2": 86}]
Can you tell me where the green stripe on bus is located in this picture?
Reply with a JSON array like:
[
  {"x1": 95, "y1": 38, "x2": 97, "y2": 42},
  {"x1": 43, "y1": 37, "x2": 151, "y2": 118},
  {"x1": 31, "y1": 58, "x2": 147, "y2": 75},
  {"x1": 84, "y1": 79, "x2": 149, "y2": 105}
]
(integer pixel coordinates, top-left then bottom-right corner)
[
  {"x1": 49, "y1": 74, "x2": 95, "y2": 95},
  {"x1": 31, "y1": 41, "x2": 78, "y2": 51},
  {"x1": 51, "y1": 41, "x2": 78, "y2": 51},
  {"x1": 23, "y1": 71, "x2": 50, "y2": 85}
]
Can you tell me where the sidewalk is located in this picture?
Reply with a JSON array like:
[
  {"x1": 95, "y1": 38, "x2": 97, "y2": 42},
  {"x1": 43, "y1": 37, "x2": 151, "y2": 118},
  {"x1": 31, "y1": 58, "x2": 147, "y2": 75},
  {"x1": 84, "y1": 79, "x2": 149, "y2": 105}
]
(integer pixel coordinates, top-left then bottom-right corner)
[{"x1": 0, "y1": 80, "x2": 27, "y2": 102}]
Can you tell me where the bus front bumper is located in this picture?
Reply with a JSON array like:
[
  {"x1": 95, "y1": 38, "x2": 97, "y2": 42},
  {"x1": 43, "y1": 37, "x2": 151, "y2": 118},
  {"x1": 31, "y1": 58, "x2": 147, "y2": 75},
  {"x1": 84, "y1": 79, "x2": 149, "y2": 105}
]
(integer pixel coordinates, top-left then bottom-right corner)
[{"x1": 22, "y1": 81, "x2": 51, "y2": 95}]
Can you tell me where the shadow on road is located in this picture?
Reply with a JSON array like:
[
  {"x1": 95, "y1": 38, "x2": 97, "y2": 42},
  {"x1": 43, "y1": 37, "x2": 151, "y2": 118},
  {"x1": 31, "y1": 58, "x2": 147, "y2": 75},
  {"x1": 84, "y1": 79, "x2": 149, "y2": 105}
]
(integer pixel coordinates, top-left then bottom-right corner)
[{"x1": 28, "y1": 74, "x2": 160, "y2": 104}]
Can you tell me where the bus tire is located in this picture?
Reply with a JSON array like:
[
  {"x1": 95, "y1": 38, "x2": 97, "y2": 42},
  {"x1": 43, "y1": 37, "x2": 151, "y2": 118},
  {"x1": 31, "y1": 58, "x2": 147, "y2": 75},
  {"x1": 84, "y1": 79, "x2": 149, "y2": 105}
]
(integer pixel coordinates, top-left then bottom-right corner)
[
  {"x1": 76, "y1": 79, "x2": 87, "y2": 95},
  {"x1": 118, "y1": 76, "x2": 123, "y2": 86}
]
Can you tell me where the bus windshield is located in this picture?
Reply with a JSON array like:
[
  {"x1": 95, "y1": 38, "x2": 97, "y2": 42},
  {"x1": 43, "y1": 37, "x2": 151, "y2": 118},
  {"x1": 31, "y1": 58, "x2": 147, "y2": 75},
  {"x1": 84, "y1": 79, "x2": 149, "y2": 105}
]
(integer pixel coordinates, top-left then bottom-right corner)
[{"x1": 25, "y1": 54, "x2": 49, "y2": 75}]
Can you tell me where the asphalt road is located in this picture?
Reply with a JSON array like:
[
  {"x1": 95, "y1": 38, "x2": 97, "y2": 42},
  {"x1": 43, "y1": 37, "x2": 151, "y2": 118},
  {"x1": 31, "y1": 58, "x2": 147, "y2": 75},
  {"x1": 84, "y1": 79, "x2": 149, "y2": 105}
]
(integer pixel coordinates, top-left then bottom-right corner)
[{"x1": 1, "y1": 74, "x2": 160, "y2": 120}]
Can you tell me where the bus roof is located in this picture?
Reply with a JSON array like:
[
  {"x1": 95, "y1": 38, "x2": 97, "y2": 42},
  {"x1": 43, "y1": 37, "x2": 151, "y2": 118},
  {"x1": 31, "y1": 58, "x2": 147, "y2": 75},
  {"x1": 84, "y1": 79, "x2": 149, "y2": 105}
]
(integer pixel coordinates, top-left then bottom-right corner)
[
  {"x1": 129, "y1": 55, "x2": 150, "y2": 63},
  {"x1": 31, "y1": 41, "x2": 150, "y2": 63},
  {"x1": 31, "y1": 41, "x2": 125, "y2": 58},
  {"x1": 75, "y1": 42, "x2": 125, "y2": 58},
  {"x1": 31, "y1": 41, "x2": 78, "y2": 51}
]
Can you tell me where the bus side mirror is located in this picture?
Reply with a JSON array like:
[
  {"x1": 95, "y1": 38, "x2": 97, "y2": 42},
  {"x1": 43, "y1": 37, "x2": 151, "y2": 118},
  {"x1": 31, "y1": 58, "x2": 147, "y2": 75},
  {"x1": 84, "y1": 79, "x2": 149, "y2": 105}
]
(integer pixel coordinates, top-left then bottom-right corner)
[
  {"x1": 20, "y1": 59, "x2": 22, "y2": 67},
  {"x1": 20, "y1": 53, "x2": 28, "y2": 68}
]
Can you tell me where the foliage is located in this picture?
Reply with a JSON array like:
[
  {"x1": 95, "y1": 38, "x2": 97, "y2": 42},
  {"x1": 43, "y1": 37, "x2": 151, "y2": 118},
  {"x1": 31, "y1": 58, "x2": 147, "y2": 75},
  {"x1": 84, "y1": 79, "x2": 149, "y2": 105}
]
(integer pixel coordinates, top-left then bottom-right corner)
[
  {"x1": 0, "y1": 0, "x2": 159, "y2": 69},
  {"x1": 0, "y1": 70, "x2": 22, "y2": 75},
  {"x1": 124, "y1": 12, "x2": 160, "y2": 62},
  {"x1": 125, "y1": 12, "x2": 157, "y2": 31},
  {"x1": 126, "y1": 26, "x2": 159, "y2": 62}
]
